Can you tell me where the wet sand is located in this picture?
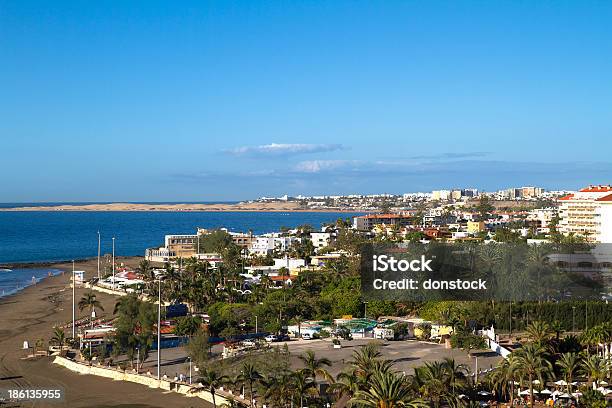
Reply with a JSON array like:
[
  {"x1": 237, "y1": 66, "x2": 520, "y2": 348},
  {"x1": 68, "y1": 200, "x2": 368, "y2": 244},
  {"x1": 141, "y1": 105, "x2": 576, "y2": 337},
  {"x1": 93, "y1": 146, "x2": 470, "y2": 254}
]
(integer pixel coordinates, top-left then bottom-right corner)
[{"x1": 0, "y1": 258, "x2": 206, "y2": 408}]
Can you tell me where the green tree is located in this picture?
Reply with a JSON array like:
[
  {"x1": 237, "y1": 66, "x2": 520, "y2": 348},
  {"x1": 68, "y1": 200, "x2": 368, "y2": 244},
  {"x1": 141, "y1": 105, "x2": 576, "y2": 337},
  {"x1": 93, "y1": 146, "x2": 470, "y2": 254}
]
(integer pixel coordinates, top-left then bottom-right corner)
[
  {"x1": 298, "y1": 350, "x2": 332, "y2": 382},
  {"x1": 239, "y1": 362, "x2": 262, "y2": 408},
  {"x1": 186, "y1": 328, "x2": 210, "y2": 369},
  {"x1": 196, "y1": 368, "x2": 228, "y2": 408},
  {"x1": 112, "y1": 294, "x2": 156, "y2": 368},
  {"x1": 513, "y1": 343, "x2": 552, "y2": 407},
  {"x1": 174, "y1": 315, "x2": 201, "y2": 337},
  {"x1": 50, "y1": 327, "x2": 67, "y2": 354},
  {"x1": 78, "y1": 291, "x2": 104, "y2": 325},
  {"x1": 556, "y1": 352, "x2": 581, "y2": 393},
  {"x1": 349, "y1": 369, "x2": 427, "y2": 408}
]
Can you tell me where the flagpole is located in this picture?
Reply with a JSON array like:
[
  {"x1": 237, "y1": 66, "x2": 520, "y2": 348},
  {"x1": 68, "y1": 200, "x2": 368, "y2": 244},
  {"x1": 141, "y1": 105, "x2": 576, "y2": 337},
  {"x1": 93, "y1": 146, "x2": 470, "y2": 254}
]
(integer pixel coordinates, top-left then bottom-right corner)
[
  {"x1": 72, "y1": 260, "x2": 76, "y2": 339},
  {"x1": 97, "y1": 231, "x2": 101, "y2": 280}
]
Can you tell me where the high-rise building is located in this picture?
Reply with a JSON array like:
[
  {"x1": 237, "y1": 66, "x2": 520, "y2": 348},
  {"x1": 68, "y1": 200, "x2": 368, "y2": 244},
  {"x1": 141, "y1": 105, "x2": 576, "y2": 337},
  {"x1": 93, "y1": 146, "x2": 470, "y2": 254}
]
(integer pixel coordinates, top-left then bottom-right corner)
[{"x1": 559, "y1": 185, "x2": 612, "y2": 242}]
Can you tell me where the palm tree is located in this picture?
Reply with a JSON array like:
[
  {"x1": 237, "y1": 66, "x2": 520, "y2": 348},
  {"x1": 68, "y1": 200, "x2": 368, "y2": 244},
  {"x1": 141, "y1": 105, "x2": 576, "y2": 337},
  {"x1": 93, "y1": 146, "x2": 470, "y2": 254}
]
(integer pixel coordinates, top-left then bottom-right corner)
[
  {"x1": 292, "y1": 369, "x2": 317, "y2": 408},
  {"x1": 525, "y1": 321, "x2": 552, "y2": 345},
  {"x1": 415, "y1": 361, "x2": 447, "y2": 407},
  {"x1": 441, "y1": 357, "x2": 469, "y2": 394},
  {"x1": 239, "y1": 362, "x2": 262, "y2": 407},
  {"x1": 196, "y1": 368, "x2": 229, "y2": 408},
  {"x1": 351, "y1": 343, "x2": 383, "y2": 378},
  {"x1": 556, "y1": 352, "x2": 581, "y2": 393},
  {"x1": 581, "y1": 354, "x2": 609, "y2": 388},
  {"x1": 50, "y1": 327, "x2": 66, "y2": 354},
  {"x1": 488, "y1": 356, "x2": 518, "y2": 405},
  {"x1": 550, "y1": 320, "x2": 564, "y2": 342},
  {"x1": 513, "y1": 343, "x2": 552, "y2": 407},
  {"x1": 78, "y1": 291, "x2": 104, "y2": 326},
  {"x1": 329, "y1": 369, "x2": 361, "y2": 400},
  {"x1": 299, "y1": 350, "x2": 332, "y2": 382},
  {"x1": 349, "y1": 369, "x2": 427, "y2": 408}
]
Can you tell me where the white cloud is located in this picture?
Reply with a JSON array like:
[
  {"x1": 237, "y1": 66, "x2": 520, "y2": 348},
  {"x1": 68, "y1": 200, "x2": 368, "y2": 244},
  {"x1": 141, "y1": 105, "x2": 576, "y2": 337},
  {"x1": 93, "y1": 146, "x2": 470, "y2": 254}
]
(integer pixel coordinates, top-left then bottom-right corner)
[
  {"x1": 226, "y1": 143, "x2": 344, "y2": 157},
  {"x1": 293, "y1": 160, "x2": 360, "y2": 173}
]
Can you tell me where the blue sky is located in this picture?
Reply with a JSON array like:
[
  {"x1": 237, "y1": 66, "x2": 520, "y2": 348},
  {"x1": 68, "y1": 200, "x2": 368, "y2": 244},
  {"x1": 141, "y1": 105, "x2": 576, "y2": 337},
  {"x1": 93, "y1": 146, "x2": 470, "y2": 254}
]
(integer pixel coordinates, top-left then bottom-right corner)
[{"x1": 1, "y1": 1, "x2": 612, "y2": 201}]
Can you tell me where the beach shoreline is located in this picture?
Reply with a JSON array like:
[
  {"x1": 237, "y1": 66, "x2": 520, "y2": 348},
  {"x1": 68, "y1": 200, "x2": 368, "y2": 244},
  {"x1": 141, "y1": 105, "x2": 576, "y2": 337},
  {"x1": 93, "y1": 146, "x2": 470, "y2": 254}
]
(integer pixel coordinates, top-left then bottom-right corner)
[{"x1": 0, "y1": 257, "x2": 200, "y2": 408}]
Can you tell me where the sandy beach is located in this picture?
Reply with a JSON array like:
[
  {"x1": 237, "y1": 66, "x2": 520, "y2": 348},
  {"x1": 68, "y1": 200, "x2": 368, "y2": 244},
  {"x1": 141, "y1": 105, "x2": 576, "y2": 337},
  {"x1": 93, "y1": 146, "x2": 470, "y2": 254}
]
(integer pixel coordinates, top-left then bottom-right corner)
[
  {"x1": 0, "y1": 202, "x2": 365, "y2": 212},
  {"x1": 0, "y1": 258, "x2": 205, "y2": 408}
]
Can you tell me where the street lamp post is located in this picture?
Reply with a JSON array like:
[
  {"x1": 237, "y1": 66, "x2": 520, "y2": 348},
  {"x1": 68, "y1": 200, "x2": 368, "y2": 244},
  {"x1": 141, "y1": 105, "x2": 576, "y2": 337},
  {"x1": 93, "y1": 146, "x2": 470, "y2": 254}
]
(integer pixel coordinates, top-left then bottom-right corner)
[
  {"x1": 72, "y1": 260, "x2": 76, "y2": 340},
  {"x1": 136, "y1": 346, "x2": 140, "y2": 373},
  {"x1": 97, "y1": 231, "x2": 101, "y2": 280},
  {"x1": 585, "y1": 301, "x2": 588, "y2": 332},
  {"x1": 188, "y1": 357, "x2": 192, "y2": 384},
  {"x1": 157, "y1": 277, "x2": 161, "y2": 381},
  {"x1": 112, "y1": 237, "x2": 116, "y2": 290},
  {"x1": 255, "y1": 315, "x2": 258, "y2": 334}
]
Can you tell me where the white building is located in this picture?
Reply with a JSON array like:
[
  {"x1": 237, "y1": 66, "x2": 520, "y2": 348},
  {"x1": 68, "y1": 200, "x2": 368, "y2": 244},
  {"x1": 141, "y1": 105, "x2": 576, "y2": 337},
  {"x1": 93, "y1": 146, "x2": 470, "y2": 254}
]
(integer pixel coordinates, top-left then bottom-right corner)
[
  {"x1": 310, "y1": 232, "x2": 331, "y2": 250},
  {"x1": 249, "y1": 235, "x2": 298, "y2": 256},
  {"x1": 559, "y1": 185, "x2": 612, "y2": 243},
  {"x1": 526, "y1": 207, "x2": 557, "y2": 229}
]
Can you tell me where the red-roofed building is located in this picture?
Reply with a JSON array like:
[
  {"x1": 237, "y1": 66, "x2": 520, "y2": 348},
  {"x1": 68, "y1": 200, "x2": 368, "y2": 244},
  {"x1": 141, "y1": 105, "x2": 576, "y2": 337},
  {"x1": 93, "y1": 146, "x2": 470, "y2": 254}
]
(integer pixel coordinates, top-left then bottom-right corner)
[{"x1": 559, "y1": 185, "x2": 612, "y2": 242}]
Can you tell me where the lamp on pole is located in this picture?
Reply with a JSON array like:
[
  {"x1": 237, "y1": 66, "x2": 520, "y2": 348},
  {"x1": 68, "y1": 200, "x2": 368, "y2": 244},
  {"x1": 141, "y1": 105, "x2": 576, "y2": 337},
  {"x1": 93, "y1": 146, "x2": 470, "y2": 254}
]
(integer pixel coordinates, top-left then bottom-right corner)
[
  {"x1": 585, "y1": 301, "x2": 588, "y2": 332},
  {"x1": 112, "y1": 237, "x2": 116, "y2": 290},
  {"x1": 136, "y1": 346, "x2": 140, "y2": 373},
  {"x1": 188, "y1": 356, "x2": 192, "y2": 384},
  {"x1": 97, "y1": 231, "x2": 101, "y2": 280},
  {"x1": 72, "y1": 260, "x2": 76, "y2": 340},
  {"x1": 157, "y1": 277, "x2": 161, "y2": 381},
  {"x1": 255, "y1": 315, "x2": 258, "y2": 334}
]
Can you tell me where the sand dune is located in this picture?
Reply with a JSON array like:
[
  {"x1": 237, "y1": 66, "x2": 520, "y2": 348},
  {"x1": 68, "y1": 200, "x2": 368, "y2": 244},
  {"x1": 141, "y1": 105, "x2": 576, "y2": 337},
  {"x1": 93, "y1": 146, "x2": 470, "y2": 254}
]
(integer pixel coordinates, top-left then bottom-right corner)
[{"x1": 0, "y1": 202, "x2": 361, "y2": 212}]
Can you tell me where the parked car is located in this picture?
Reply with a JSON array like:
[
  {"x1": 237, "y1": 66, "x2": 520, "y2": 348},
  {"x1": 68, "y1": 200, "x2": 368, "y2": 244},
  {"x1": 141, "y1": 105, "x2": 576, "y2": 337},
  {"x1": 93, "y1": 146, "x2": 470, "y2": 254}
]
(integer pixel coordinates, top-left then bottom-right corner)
[
  {"x1": 265, "y1": 335, "x2": 278, "y2": 342},
  {"x1": 301, "y1": 333, "x2": 313, "y2": 340},
  {"x1": 241, "y1": 339, "x2": 256, "y2": 347}
]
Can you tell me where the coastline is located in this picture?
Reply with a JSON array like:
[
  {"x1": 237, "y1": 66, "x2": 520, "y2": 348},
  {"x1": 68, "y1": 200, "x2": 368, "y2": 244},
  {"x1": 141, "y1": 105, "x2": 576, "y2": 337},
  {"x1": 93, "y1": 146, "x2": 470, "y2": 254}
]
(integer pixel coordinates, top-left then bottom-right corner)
[
  {"x1": 0, "y1": 256, "x2": 201, "y2": 408},
  {"x1": 0, "y1": 257, "x2": 141, "y2": 301},
  {"x1": 0, "y1": 202, "x2": 369, "y2": 212}
]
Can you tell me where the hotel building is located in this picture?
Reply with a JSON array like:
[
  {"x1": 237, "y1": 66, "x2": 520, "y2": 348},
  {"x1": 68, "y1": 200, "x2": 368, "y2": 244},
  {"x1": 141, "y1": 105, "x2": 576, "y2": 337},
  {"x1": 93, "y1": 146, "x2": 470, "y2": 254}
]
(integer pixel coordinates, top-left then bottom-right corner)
[{"x1": 559, "y1": 185, "x2": 612, "y2": 243}]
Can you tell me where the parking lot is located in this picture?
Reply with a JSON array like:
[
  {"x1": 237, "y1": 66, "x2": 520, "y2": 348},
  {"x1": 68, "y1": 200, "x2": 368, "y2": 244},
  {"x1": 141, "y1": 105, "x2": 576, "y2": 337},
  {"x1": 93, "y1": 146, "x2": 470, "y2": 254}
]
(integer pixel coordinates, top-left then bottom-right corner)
[
  {"x1": 139, "y1": 337, "x2": 501, "y2": 380},
  {"x1": 283, "y1": 338, "x2": 501, "y2": 376}
]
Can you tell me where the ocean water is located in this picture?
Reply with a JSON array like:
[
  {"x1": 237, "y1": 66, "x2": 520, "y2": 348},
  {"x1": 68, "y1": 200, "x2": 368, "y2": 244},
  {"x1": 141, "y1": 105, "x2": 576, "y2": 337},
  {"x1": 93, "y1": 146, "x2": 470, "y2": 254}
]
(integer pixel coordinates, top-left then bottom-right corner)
[
  {"x1": 0, "y1": 267, "x2": 63, "y2": 298},
  {"x1": 0, "y1": 210, "x2": 361, "y2": 263},
  {"x1": 0, "y1": 209, "x2": 362, "y2": 298}
]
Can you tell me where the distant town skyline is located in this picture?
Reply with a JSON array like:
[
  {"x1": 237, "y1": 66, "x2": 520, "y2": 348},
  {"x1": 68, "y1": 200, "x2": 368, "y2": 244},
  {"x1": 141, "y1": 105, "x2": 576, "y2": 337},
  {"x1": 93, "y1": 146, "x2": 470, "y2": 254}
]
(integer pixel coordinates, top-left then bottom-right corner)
[{"x1": 2, "y1": 1, "x2": 612, "y2": 201}]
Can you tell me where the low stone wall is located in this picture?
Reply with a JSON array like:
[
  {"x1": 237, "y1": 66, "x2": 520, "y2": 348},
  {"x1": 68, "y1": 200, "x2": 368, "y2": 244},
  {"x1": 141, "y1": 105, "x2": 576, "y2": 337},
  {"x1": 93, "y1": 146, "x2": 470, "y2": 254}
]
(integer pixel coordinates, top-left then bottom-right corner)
[
  {"x1": 85, "y1": 283, "x2": 128, "y2": 297},
  {"x1": 53, "y1": 356, "x2": 229, "y2": 405}
]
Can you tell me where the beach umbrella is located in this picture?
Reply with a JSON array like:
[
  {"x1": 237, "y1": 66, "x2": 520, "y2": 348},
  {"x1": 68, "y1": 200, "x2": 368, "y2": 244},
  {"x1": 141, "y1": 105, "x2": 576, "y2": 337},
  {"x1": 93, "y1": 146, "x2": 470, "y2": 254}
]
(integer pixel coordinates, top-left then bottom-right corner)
[
  {"x1": 519, "y1": 390, "x2": 531, "y2": 396},
  {"x1": 600, "y1": 389, "x2": 612, "y2": 396},
  {"x1": 539, "y1": 389, "x2": 552, "y2": 395},
  {"x1": 600, "y1": 380, "x2": 609, "y2": 386},
  {"x1": 558, "y1": 393, "x2": 572, "y2": 399},
  {"x1": 551, "y1": 390, "x2": 562, "y2": 397},
  {"x1": 532, "y1": 379, "x2": 541, "y2": 385},
  {"x1": 554, "y1": 380, "x2": 568, "y2": 386},
  {"x1": 571, "y1": 392, "x2": 582, "y2": 398},
  {"x1": 478, "y1": 391, "x2": 493, "y2": 396}
]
